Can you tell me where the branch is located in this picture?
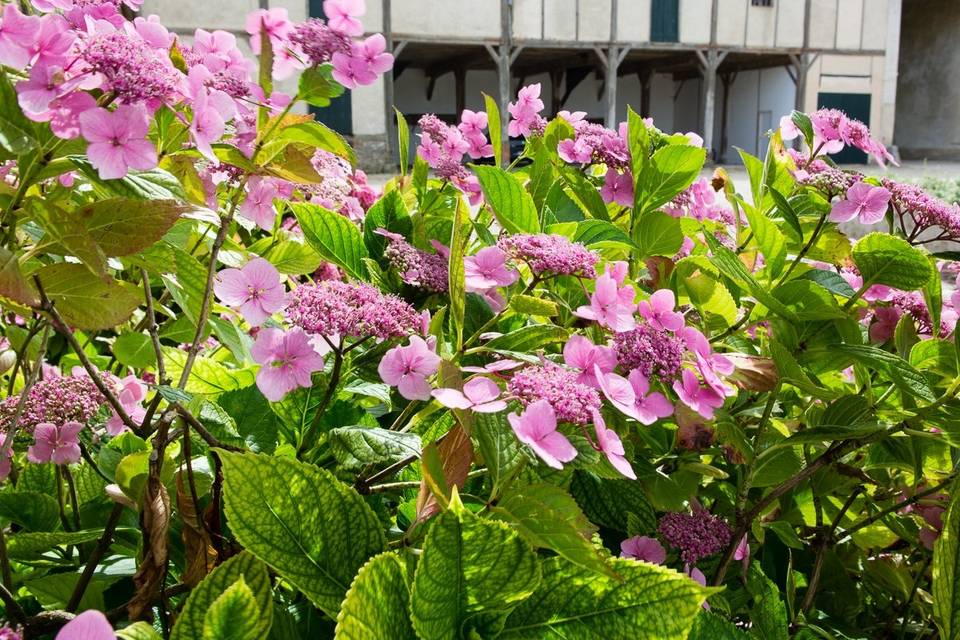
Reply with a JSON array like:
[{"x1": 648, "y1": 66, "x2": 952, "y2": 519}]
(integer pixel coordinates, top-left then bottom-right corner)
[
  {"x1": 0, "y1": 322, "x2": 49, "y2": 460},
  {"x1": 66, "y1": 503, "x2": 125, "y2": 612},
  {"x1": 173, "y1": 404, "x2": 245, "y2": 452}
]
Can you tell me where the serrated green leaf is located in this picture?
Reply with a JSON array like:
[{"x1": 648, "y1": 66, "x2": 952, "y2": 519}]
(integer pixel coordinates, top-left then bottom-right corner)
[
  {"x1": 114, "y1": 332, "x2": 157, "y2": 369},
  {"x1": 473, "y1": 410, "x2": 526, "y2": 498},
  {"x1": 743, "y1": 203, "x2": 788, "y2": 278},
  {"x1": 746, "y1": 562, "x2": 789, "y2": 640},
  {"x1": 570, "y1": 472, "x2": 656, "y2": 533},
  {"x1": 0, "y1": 247, "x2": 38, "y2": 306},
  {"x1": 6, "y1": 530, "x2": 105, "y2": 559},
  {"x1": 771, "y1": 280, "x2": 845, "y2": 321},
  {"x1": 291, "y1": 202, "x2": 368, "y2": 280},
  {"x1": 509, "y1": 294, "x2": 558, "y2": 317},
  {"x1": 688, "y1": 611, "x2": 751, "y2": 639},
  {"x1": 201, "y1": 577, "x2": 263, "y2": 640},
  {"x1": 636, "y1": 144, "x2": 706, "y2": 215},
  {"x1": 573, "y1": 219, "x2": 636, "y2": 249},
  {"x1": 172, "y1": 552, "x2": 272, "y2": 640},
  {"x1": 410, "y1": 496, "x2": 541, "y2": 640},
  {"x1": 77, "y1": 198, "x2": 191, "y2": 257},
  {"x1": 483, "y1": 325, "x2": 569, "y2": 352},
  {"x1": 935, "y1": 479, "x2": 960, "y2": 639},
  {"x1": 34, "y1": 263, "x2": 140, "y2": 330},
  {"x1": 219, "y1": 451, "x2": 386, "y2": 617},
  {"x1": 363, "y1": 190, "x2": 411, "y2": 258},
  {"x1": 852, "y1": 232, "x2": 934, "y2": 292},
  {"x1": 500, "y1": 557, "x2": 713, "y2": 639},
  {"x1": 335, "y1": 553, "x2": 416, "y2": 640},
  {"x1": 834, "y1": 344, "x2": 937, "y2": 403},
  {"x1": 483, "y1": 93, "x2": 502, "y2": 168},
  {"x1": 70, "y1": 157, "x2": 187, "y2": 201},
  {"x1": 163, "y1": 348, "x2": 256, "y2": 397},
  {"x1": 0, "y1": 72, "x2": 37, "y2": 153},
  {"x1": 449, "y1": 197, "x2": 469, "y2": 348},
  {"x1": 257, "y1": 240, "x2": 322, "y2": 275},
  {"x1": 396, "y1": 107, "x2": 410, "y2": 176},
  {"x1": 117, "y1": 622, "x2": 163, "y2": 640},
  {"x1": 278, "y1": 120, "x2": 355, "y2": 167},
  {"x1": 634, "y1": 211, "x2": 684, "y2": 258},
  {"x1": 216, "y1": 385, "x2": 280, "y2": 453},
  {"x1": 911, "y1": 339, "x2": 958, "y2": 377},
  {"x1": 492, "y1": 484, "x2": 612, "y2": 577},
  {"x1": 328, "y1": 426, "x2": 421, "y2": 470},
  {"x1": 0, "y1": 491, "x2": 60, "y2": 532},
  {"x1": 472, "y1": 165, "x2": 540, "y2": 234},
  {"x1": 298, "y1": 64, "x2": 345, "y2": 109}
]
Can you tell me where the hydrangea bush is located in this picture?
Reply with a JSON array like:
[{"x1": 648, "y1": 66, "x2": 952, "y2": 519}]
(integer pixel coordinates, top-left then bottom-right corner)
[{"x1": 0, "y1": 1, "x2": 959, "y2": 638}]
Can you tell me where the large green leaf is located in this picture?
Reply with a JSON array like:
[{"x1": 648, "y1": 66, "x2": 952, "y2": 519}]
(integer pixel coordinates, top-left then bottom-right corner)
[
  {"x1": 31, "y1": 202, "x2": 108, "y2": 278},
  {"x1": 634, "y1": 211, "x2": 683, "y2": 258},
  {"x1": 70, "y1": 158, "x2": 187, "y2": 201},
  {"x1": 298, "y1": 64, "x2": 345, "y2": 109},
  {"x1": 0, "y1": 247, "x2": 38, "y2": 306},
  {"x1": 202, "y1": 578, "x2": 263, "y2": 640},
  {"x1": 216, "y1": 385, "x2": 280, "y2": 453},
  {"x1": 113, "y1": 332, "x2": 157, "y2": 369},
  {"x1": 7, "y1": 530, "x2": 105, "y2": 559},
  {"x1": 77, "y1": 198, "x2": 191, "y2": 257},
  {"x1": 483, "y1": 325, "x2": 569, "y2": 352},
  {"x1": 573, "y1": 219, "x2": 636, "y2": 249},
  {"x1": 219, "y1": 451, "x2": 387, "y2": 617},
  {"x1": 483, "y1": 93, "x2": 502, "y2": 168},
  {"x1": 473, "y1": 410, "x2": 527, "y2": 497},
  {"x1": 472, "y1": 165, "x2": 540, "y2": 234},
  {"x1": 291, "y1": 202, "x2": 368, "y2": 280},
  {"x1": 570, "y1": 472, "x2": 657, "y2": 533},
  {"x1": 935, "y1": 479, "x2": 960, "y2": 640},
  {"x1": 834, "y1": 344, "x2": 937, "y2": 403},
  {"x1": 335, "y1": 553, "x2": 416, "y2": 640},
  {"x1": 172, "y1": 552, "x2": 273, "y2": 640},
  {"x1": 636, "y1": 144, "x2": 706, "y2": 215},
  {"x1": 410, "y1": 493, "x2": 541, "y2": 640},
  {"x1": 688, "y1": 612, "x2": 751, "y2": 639},
  {"x1": 163, "y1": 348, "x2": 256, "y2": 397},
  {"x1": 34, "y1": 263, "x2": 140, "y2": 330},
  {"x1": 0, "y1": 491, "x2": 60, "y2": 532},
  {"x1": 0, "y1": 71, "x2": 36, "y2": 152},
  {"x1": 746, "y1": 562, "x2": 789, "y2": 640},
  {"x1": 363, "y1": 190, "x2": 411, "y2": 258},
  {"x1": 851, "y1": 232, "x2": 934, "y2": 292},
  {"x1": 499, "y1": 557, "x2": 713, "y2": 639},
  {"x1": 771, "y1": 280, "x2": 845, "y2": 321},
  {"x1": 492, "y1": 484, "x2": 612, "y2": 577},
  {"x1": 742, "y1": 203, "x2": 788, "y2": 278},
  {"x1": 278, "y1": 120, "x2": 355, "y2": 167},
  {"x1": 328, "y1": 426, "x2": 421, "y2": 470}
]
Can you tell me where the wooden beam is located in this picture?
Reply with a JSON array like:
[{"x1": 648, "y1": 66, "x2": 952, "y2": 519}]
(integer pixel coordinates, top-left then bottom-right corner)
[{"x1": 455, "y1": 68, "x2": 466, "y2": 116}]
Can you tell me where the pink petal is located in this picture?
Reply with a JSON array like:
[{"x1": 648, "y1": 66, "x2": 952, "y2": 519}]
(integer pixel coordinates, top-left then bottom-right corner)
[
  {"x1": 431, "y1": 388, "x2": 472, "y2": 410},
  {"x1": 56, "y1": 610, "x2": 115, "y2": 640},
  {"x1": 472, "y1": 400, "x2": 507, "y2": 413},
  {"x1": 52, "y1": 442, "x2": 81, "y2": 465},
  {"x1": 533, "y1": 430, "x2": 577, "y2": 467},
  {"x1": 213, "y1": 268, "x2": 250, "y2": 306},
  {"x1": 397, "y1": 373, "x2": 432, "y2": 401},
  {"x1": 86, "y1": 143, "x2": 128, "y2": 180},
  {"x1": 462, "y1": 377, "x2": 500, "y2": 404}
]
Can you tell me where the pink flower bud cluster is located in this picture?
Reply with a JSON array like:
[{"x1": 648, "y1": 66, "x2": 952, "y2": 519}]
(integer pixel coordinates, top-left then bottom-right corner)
[
  {"x1": 496, "y1": 233, "x2": 598, "y2": 278},
  {"x1": 0, "y1": 374, "x2": 104, "y2": 434},
  {"x1": 287, "y1": 280, "x2": 421, "y2": 341},
  {"x1": 507, "y1": 363, "x2": 601, "y2": 425},
  {"x1": 657, "y1": 510, "x2": 732, "y2": 564}
]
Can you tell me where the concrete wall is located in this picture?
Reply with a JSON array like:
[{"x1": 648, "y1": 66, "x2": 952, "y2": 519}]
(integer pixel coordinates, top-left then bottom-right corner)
[{"x1": 894, "y1": 0, "x2": 960, "y2": 159}]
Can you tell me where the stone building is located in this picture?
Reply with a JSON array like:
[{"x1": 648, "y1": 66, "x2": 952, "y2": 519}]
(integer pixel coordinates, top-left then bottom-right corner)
[{"x1": 140, "y1": 0, "x2": 905, "y2": 171}]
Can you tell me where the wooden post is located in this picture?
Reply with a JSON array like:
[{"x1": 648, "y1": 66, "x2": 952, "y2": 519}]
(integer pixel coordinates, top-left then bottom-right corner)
[
  {"x1": 550, "y1": 69, "x2": 564, "y2": 115},
  {"x1": 696, "y1": 49, "x2": 727, "y2": 161},
  {"x1": 719, "y1": 71, "x2": 735, "y2": 163},
  {"x1": 455, "y1": 68, "x2": 466, "y2": 117},
  {"x1": 638, "y1": 69, "x2": 652, "y2": 118},
  {"x1": 382, "y1": 0, "x2": 396, "y2": 163}
]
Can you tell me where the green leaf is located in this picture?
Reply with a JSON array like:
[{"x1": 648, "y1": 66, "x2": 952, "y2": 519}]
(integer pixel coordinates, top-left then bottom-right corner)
[
  {"x1": 298, "y1": 64, "x2": 345, "y2": 108},
  {"x1": 117, "y1": 622, "x2": 163, "y2": 640},
  {"x1": 449, "y1": 198, "x2": 469, "y2": 349},
  {"x1": 290, "y1": 202, "x2": 369, "y2": 279},
  {"x1": 492, "y1": 484, "x2": 612, "y2": 578},
  {"x1": 500, "y1": 556, "x2": 713, "y2": 639},
  {"x1": 742, "y1": 203, "x2": 788, "y2": 278},
  {"x1": 31, "y1": 202, "x2": 108, "y2": 278},
  {"x1": 746, "y1": 562, "x2": 789, "y2": 640},
  {"x1": 768, "y1": 187, "x2": 803, "y2": 242},
  {"x1": 410, "y1": 494, "x2": 541, "y2": 640},
  {"x1": 0, "y1": 491, "x2": 60, "y2": 532},
  {"x1": 799, "y1": 269, "x2": 856, "y2": 298},
  {"x1": 834, "y1": 344, "x2": 937, "y2": 403},
  {"x1": 256, "y1": 240, "x2": 322, "y2": 276},
  {"x1": 335, "y1": 553, "x2": 416, "y2": 640},
  {"x1": 570, "y1": 472, "x2": 656, "y2": 533},
  {"x1": 328, "y1": 426, "x2": 421, "y2": 470},
  {"x1": 627, "y1": 106, "x2": 651, "y2": 203},
  {"x1": 163, "y1": 348, "x2": 256, "y2": 397},
  {"x1": 704, "y1": 236, "x2": 799, "y2": 322},
  {"x1": 472, "y1": 165, "x2": 540, "y2": 234},
  {"x1": 688, "y1": 612, "x2": 751, "y2": 639},
  {"x1": 0, "y1": 72, "x2": 37, "y2": 153},
  {"x1": 161, "y1": 244, "x2": 208, "y2": 325},
  {"x1": 0, "y1": 247, "x2": 38, "y2": 306},
  {"x1": 851, "y1": 232, "x2": 934, "y2": 292},
  {"x1": 77, "y1": 198, "x2": 191, "y2": 257},
  {"x1": 925, "y1": 255, "x2": 943, "y2": 334},
  {"x1": 217, "y1": 385, "x2": 280, "y2": 453},
  {"x1": 911, "y1": 339, "x2": 958, "y2": 377},
  {"x1": 483, "y1": 93, "x2": 502, "y2": 168},
  {"x1": 473, "y1": 411, "x2": 527, "y2": 497},
  {"x1": 114, "y1": 332, "x2": 157, "y2": 369},
  {"x1": 791, "y1": 110, "x2": 815, "y2": 149},
  {"x1": 363, "y1": 190, "x2": 411, "y2": 258},
  {"x1": 34, "y1": 263, "x2": 140, "y2": 330},
  {"x1": 219, "y1": 451, "x2": 387, "y2": 617},
  {"x1": 574, "y1": 219, "x2": 637, "y2": 249},
  {"x1": 483, "y1": 325, "x2": 569, "y2": 352},
  {"x1": 201, "y1": 577, "x2": 263, "y2": 640},
  {"x1": 278, "y1": 121, "x2": 356, "y2": 167},
  {"x1": 395, "y1": 107, "x2": 410, "y2": 176},
  {"x1": 935, "y1": 479, "x2": 960, "y2": 640},
  {"x1": 636, "y1": 144, "x2": 706, "y2": 215},
  {"x1": 172, "y1": 552, "x2": 273, "y2": 640},
  {"x1": 561, "y1": 167, "x2": 609, "y2": 221},
  {"x1": 771, "y1": 280, "x2": 845, "y2": 321},
  {"x1": 635, "y1": 211, "x2": 683, "y2": 258},
  {"x1": 509, "y1": 294, "x2": 558, "y2": 317},
  {"x1": 70, "y1": 158, "x2": 187, "y2": 201},
  {"x1": 737, "y1": 148, "x2": 765, "y2": 206},
  {"x1": 6, "y1": 530, "x2": 105, "y2": 559}
]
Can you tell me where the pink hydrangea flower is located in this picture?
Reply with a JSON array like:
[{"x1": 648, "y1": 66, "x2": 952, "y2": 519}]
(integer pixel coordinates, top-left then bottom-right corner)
[
  {"x1": 378, "y1": 336, "x2": 441, "y2": 401},
  {"x1": 673, "y1": 369, "x2": 725, "y2": 420},
  {"x1": 252, "y1": 328, "x2": 326, "y2": 402},
  {"x1": 507, "y1": 399, "x2": 577, "y2": 469},
  {"x1": 214, "y1": 257, "x2": 287, "y2": 326},
  {"x1": 596, "y1": 366, "x2": 673, "y2": 425},
  {"x1": 574, "y1": 264, "x2": 636, "y2": 331},
  {"x1": 600, "y1": 169, "x2": 634, "y2": 207},
  {"x1": 432, "y1": 377, "x2": 506, "y2": 413},
  {"x1": 354, "y1": 34, "x2": 394, "y2": 75},
  {"x1": 829, "y1": 181, "x2": 892, "y2": 225},
  {"x1": 507, "y1": 83, "x2": 545, "y2": 138},
  {"x1": 592, "y1": 408, "x2": 635, "y2": 479},
  {"x1": 239, "y1": 177, "x2": 281, "y2": 230},
  {"x1": 0, "y1": 3, "x2": 39, "y2": 68},
  {"x1": 779, "y1": 114, "x2": 801, "y2": 141},
  {"x1": 637, "y1": 289, "x2": 684, "y2": 332},
  {"x1": 562, "y1": 335, "x2": 616, "y2": 388},
  {"x1": 245, "y1": 7, "x2": 293, "y2": 55},
  {"x1": 55, "y1": 610, "x2": 114, "y2": 640},
  {"x1": 620, "y1": 535, "x2": 666, "y2": 564},
  {"x1": 79, "y1": 105, "x2": 158, "y2": 180},
  {"x1": 105, "y1": 375, "x2": 147, "y2": 436},
  {"x1": 28, "y1": 421, "x2": 83, "y2": 465},
  {"x1": 558, "y1": 110, "x2": 587, "y2": 126},
  {"x1": 464, "y1": 246, "x2": 518, "y2": 292},
  {"x1": 324, "y1": 0, "x2": 365, "y2": 37},
  {"x1": 332, "y1": 51, "x2": 376, "y2": 89},
  {"x1": 461, "y1": 359, "x2": 522, "y2": 374}
]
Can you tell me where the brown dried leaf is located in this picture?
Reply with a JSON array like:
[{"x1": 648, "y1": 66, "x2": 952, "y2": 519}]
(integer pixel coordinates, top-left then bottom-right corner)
[
  {"x1": 415, "y1": 423, "x2": 473, "y2": 523},
  {"x1": 128, "y1": 483, "x2": 170, "y2": 620},
  {"x1": 176, "y1": 472, "x2": 217, "y2": 587},
  {"x1": 725, "y1": 354, "x2": 779, "y2": 392}
]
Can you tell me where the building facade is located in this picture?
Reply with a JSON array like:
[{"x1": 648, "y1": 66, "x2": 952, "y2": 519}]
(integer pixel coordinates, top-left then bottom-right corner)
[{"x1": 141, "y1": 0, "x2": 904, "y2": 170}]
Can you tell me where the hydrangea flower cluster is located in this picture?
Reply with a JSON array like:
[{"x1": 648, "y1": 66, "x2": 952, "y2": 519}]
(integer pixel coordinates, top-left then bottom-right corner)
[
  {"x1": 377, "y1": 230, "x2": 450, "y2": 293},
  {"x1": 507, "y1": 83, "x2": 547, "y2": 139},
  {"x1": 287, "y1": 281, "x2": 421, "y2": 341},
  {"x1": 613, "y1": 324, "x2": 686, "y2": 381},
  {"x1": 883, "y1": 178, "x2": 960, "y2": 242},
  {"x1": 665, "y1": 177, "x2": 735, "y2": 225},
  {"x1": 781, "y1": 108, "x2": 895, "y2": 167},
  {"x1": 0, "y1": 373, "x2": 104, "y2": 433},
  {"x1": 507, "y1": 363, "x2": 601, "y2": 425},
  {"x1": 305, "y1": 149, "x2": 378, "y2": 221},
  {"x1": 415, "y1": 113, "x2": 486, "y2": 201},
  {"x1": 497, "y1": 233, "x2": 598, "y2": 278},
  {"x1": 657, "y1": 510, "x2": 733, "y2": 564}
]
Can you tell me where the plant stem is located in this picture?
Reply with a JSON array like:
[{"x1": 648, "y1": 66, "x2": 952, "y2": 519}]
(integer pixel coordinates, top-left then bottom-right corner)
[
  {"x1": 0, "y1": 323, "x2": 49, "y2": 460},
  {"x1": 300, "y1": 347, "x2": 344, "y2": 456},
  {"x1": 776, "y1": 212, "x2": 827, "y2": 286},
  {"x1": 172, "y1": 404, "x2": 245, "y2": 452},
  {"x1": 66, "y1": 503, "x2": 124, "y2": 612}
]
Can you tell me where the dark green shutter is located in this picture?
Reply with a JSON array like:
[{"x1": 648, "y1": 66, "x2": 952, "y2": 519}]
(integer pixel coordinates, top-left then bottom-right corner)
[
  {"x1": 308, "y1": 0, "x2": 354, "y2": 135},
  {"x1": 816, "y1": 92, "x2": 871, "y2": 164},
  {"x1": 651, "y1": 0, "x2": 680, "y2": 43}
]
